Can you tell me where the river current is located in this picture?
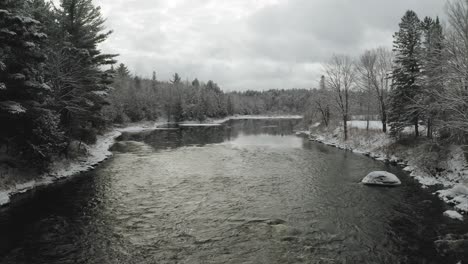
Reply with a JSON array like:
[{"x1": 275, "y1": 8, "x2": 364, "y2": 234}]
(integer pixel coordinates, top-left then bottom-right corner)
[{"x1": 0, "y1": 119, "x2": 465, "y2": 263}]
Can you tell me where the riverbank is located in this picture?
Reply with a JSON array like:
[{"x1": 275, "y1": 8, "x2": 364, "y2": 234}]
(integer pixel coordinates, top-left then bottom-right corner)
[
  {"x1": 300, "y1": 122, "x2": 468, "y2": 220},
  {"x1": 0, "y1": 115, "x2": 303, "y2": 207}
]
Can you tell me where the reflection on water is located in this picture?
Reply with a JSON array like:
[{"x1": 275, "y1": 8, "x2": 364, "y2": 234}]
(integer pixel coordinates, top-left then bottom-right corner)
[
  {"x1": 228, "y1": 134, "x2": 303, "y2": 149},
  {"x1": 117, "y1": 119, "x2": 303, "y2": 150},
  {"x1": 0, "y1": 119, "x2": 466, "y2": 264}
]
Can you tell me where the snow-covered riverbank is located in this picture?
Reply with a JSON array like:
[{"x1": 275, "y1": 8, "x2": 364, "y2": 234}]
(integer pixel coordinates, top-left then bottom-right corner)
[
  {"x1": 300, "y1": 122, "x2": 468, "y2": 220},
  {"x1": 0, "y1": 115, "x2": 303, "y2": 207}
]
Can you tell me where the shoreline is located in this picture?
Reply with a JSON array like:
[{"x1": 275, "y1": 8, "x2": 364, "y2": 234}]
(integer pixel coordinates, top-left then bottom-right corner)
[
  {"x1": 297, "y1": 127, "x2": 468, "y2": 220},
  {"x1": 0, "y1": 115, "x2": 303, "y2": 207}
]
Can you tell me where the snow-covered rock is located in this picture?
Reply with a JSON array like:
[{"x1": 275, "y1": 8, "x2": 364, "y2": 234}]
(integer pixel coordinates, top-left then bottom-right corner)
[
  {"x1": 15, "y1": 181, "x2": 35, "y2": 193},
  {"x1": 0, "y1": 191, "x2": 10, "y2": 206},
  {"x1": 362, "y1": 171, "x2": 402, "y2": 186},
  {"x1": 443, "y1": 210, "x2": 464, "y2": 221}
]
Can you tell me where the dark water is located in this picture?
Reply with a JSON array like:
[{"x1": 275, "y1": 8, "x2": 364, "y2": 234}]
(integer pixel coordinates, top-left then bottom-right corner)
[{"x1": 0, "y1": 119, "x2": 466, "y2": 264}]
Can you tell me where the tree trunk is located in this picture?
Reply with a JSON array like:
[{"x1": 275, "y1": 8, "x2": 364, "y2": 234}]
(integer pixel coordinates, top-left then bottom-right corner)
[
  {"x1": 414, "y1": 119, "x2": 419, "y2": 138},
  {"x1": 380, "y1": 97, "x2": 387, "y2": 133},
  {"x1": 366, "y1": 99, "x2": 370, "y2": 132},
  {"x1": 427, "y1": 118, "x2": 432, "y2": 139},
  {"x1": 343, "y1": 115, "x2": 348, "y2": 141}
]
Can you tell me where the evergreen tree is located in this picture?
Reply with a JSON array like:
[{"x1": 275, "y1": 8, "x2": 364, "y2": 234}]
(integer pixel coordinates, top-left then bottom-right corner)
[
  {"x1": 47, "y1": 0, "x2": 117, "y2": 143},
  {"x1": 192, "y1": 78, "x2": 200, "y2": 87},
  {"x1": 226, "y1": 95, "x2": 234, "y2": 116},
  {"x1": 388, "y1": 10, "x2": 422, "y2": 138},
  {"x1": 116, "y1": 63, "x2": 130, "y2": 78},
  {"x1": 0, "y1": 0, "x2": 64, "y2": 168},
  {"x1": 173, "y1": 96, "x2": 184, "y2": 122},
  {"x1": 171, "y1": 73, "x2": 181, "y2": 84},
  {"x1": 418, "y1": 16, "x2": 444, "y2": 138}
]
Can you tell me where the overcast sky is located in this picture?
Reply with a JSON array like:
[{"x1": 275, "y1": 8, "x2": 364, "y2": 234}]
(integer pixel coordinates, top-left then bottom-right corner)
[{"x1": 94, "y1": 0, "x2": 446, "y2": 91}]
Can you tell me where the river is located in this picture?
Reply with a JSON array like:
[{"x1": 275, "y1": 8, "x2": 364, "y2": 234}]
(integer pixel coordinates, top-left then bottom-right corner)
[{"x1": 0, "y1": 119, "x2": 465, "y2": 263}]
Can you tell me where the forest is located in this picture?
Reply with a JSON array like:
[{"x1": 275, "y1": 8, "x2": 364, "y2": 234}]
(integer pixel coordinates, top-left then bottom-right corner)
[
  {"x1": 312, "y1": 1, "x2": 468, "y2": 146},
  {"x1": 2, "y1": 0, "x2": 468, "y2": 173},
  {"x1": 103, "y1": 66, "x2": 312, "y2": 124},
  {"x1": 0, "y1": 0, "x2": 311, "y2": 171}
]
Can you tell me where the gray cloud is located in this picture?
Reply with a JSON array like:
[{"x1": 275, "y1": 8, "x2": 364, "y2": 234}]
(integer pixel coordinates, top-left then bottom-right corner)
[{"x1": 96, "y1": 0, "x2": 446, "y2": 91}]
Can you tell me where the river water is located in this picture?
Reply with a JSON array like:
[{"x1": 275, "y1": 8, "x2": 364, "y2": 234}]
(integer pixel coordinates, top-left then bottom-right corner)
[{"x1": 0, "y1": 119, "x2": 466, "y2": 264}]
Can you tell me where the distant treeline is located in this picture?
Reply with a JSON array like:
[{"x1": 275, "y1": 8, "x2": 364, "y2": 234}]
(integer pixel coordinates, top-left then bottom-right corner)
[{"x1": 104, "y1": 64, "x2": 312, "y2": 123}]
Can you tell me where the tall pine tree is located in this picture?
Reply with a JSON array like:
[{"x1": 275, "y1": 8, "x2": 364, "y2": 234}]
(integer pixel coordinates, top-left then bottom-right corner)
[
  {"x1": 388, "y1": 10, "x2": 422, "y2": 138},
  {"x1": 418, "y1": 17, "x2": 444, "y2": 139},
  {"x1": 46, "y1": 0, "x2": 117, "y2": 143},
  {"x1": 0, "y1": 0, "x2": 64, "y2": 168}
]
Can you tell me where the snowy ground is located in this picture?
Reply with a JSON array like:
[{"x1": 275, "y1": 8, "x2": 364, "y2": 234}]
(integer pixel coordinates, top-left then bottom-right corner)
[
  {"x1": 347, "y1": 120, "x2": 384, "y2": 130},
  {"x1": 309, "y1": 121, "x2": 468, "y2": 219},
  {"x1": 0, "y1": 115, "x2": 303, "y2": 207}
]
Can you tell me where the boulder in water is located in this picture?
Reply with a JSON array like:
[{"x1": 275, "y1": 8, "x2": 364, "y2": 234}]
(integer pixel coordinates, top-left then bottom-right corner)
[{"x1": 362, "y1": 171, "x2": 401, "y2": 186}]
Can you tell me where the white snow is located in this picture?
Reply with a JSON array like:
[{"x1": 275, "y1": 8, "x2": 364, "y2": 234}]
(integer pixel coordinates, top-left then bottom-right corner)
[
  {"x1": 179, "y1": 123, "x2": 222, "y2": 127},
  {"x1": 347, "y1": 120, "x2": 427, "y2": 135},
  {"x1": 229, "y1": 115, "x2": 303, "y2": 120},
  {"x1": 443, "y1": 210, "x2": 464, "y2": 221},
  {"x1": 295, "y1": 131, "x2": 311, "y2": 136},
  {"x1": 177, "y1": 115, "x2": 302, "y2": 127},
  {"x1": 311, "y1": 122, "x2": 321, "y2": 128},
  {"x1": 15, "y1": 180, "x2": 35, "y2": 193},
  {"x1": 92, "y1": 91, "x2": 108, "y2": 96},
  {"x1": 0, "y1": 191, "x2": 9, "y2": 206},
  {"x1": 348, "y1": 121, "x2": 383, "y2": 130},
  {"x1": 362, "y1": 171, "x2": 402, "y2": 186},
  {"x1": 437, "y1": 184, "x2": 468, "y2": 214},
  {"x1": 0, "y1": 101, "x2": 26, "y2": 114}
]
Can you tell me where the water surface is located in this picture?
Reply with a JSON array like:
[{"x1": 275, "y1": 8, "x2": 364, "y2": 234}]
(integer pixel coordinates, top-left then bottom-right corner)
[{"x1": 0, "y1": 119, "x2": 465, "y2": 263}]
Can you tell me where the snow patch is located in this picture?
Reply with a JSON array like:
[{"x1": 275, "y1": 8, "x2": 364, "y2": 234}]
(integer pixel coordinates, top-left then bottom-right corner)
[
  {"x1": 0, "y1": 191, "x2": 9, "y2": 206},
  {"x1": 348, "y1": 121, "x2": 383, "y2": 130},
  {"x1": 15, "y1": 181, "x2": 35, "y2": 193},
  {"x1": 0, "y1": 101, "x2": 26, "y2": 114},
  {"x1": 443, "y1": 210, "x2": 464, "y2": 221},
  {"x1": 179, "y1": 123, "x2": 222, "y2": 127}
]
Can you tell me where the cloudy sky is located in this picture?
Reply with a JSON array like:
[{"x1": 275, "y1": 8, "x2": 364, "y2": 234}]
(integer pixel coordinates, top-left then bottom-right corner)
[{"x1": 94, "y1": 0, "x2": 446, "y2": 91}]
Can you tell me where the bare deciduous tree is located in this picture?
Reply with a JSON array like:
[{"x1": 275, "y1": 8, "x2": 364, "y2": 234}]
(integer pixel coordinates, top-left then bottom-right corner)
[
  {"x1": 356, "y1": 47, "x2": 393, "y2": 133},
  {"x1": 324, "y1": 54, "x2": 356, "y2": 140},
  {"x1": 434, "y1": 0, "x2": 468, "y2": 142},
  {"x1": 314, "y1": 75, "x2": 331, "y2": 127}
]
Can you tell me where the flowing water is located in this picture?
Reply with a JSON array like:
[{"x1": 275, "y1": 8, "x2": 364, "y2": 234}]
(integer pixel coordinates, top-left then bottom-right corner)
[{"x1": 0, "y1": 119, "x2": 466, "y2": 264}]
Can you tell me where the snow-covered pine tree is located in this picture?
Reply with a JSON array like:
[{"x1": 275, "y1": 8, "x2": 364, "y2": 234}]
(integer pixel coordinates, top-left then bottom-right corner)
[
  {"x1": 116, "y1": 63, "x2": 131, "y2": 78},
  {"x1": 0, "y1": 0, "x2": 64, "y2": 168},
  {"x1": 418, "y1": 17, "x2": 444, "y2": 139},
  {"x1": 388, "y1": 10, "x2": 422, "y2": 138},
  {"x1": 47, "y1": 0, "x2": 117, "y2": 143}
]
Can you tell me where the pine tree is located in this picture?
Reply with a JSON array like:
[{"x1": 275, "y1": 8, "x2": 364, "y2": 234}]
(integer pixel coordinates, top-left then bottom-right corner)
[
  {"x1": 226, "y1": 95, "x2": 234, "y2": 116},
  {"x1": 171, "y1": 73, "x2": 181, "y2": 84},
  {"x1": 173, "y1": 96, "x2": 184, "y2": 122},
  {"x1": 0, "y1": 0, "x2": 64, "y2": 168},
  {"x1": 418, "y1": 16, "x2": 444, "y2": 139},
  {"x1": 388, "y1": 10, "x2": 422, "y2": 138},
  {"x1": 47, "y1": 0, "x2": 117, "y2": 143},
  {"x1": 192, "y1": 78, "x2": 200, "y2": 87},
  {"x1": 116, "y1": 63, "x2": 130, "y2": 78}
]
